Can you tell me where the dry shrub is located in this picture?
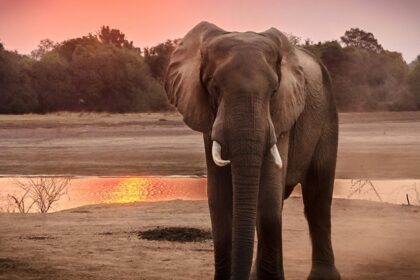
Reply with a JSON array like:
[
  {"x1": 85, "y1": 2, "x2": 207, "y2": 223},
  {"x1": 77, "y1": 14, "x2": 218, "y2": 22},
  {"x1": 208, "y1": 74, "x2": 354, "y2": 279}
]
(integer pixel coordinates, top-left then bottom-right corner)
[
  {"x1": 8, "y1": 177, "x2": 71, "y2": 213},
  {"x1": 348, "y1": 179, "x2": 383, "y2": 202}
]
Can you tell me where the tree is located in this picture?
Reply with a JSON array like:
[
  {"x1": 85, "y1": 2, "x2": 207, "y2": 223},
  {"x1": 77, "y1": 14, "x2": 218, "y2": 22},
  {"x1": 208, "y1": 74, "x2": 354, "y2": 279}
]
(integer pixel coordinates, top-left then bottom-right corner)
[
  {"x1": 341, "y1": 28, "x2": 383, "y2": 53},
  {"x1": 143, "y1": 39, "x2": 179, "y2": 82},
  {"x1": 1, "y1": 26, "x2": 417, "y2": 114},
  {"x1": 0, "y1": 48, "x2": 38, "y2": 113},
  {"x1": 32, "y1": 35, "x2": 169, "y2": 113},
  {"x1": 67, "y1": 40, "x2": 168, "y2": 112},
  {"x1": 407, "y1": 56, "x2": 420, "y2": 109},
  {"x1": 55, "y1": 35, "x2": 100, "y2": 62},
  {"x1": 31, "y1": 52, "x2": 76, "y2": 112},
  {"x1": 409, "y1": 55, "x2": 420, "y2": 70},
  {"x1": 305, "y1": 38, "x2": 414, "y2": 112},
  {"x1": 97, "y1": 26, "x2": 135, "y2": 49},
  {"x1": 30, "y1": 39, "x2": 56, "y2": 60},
  {"x1": 285, "y1": 33, "x2": 301, "y2": 45}
]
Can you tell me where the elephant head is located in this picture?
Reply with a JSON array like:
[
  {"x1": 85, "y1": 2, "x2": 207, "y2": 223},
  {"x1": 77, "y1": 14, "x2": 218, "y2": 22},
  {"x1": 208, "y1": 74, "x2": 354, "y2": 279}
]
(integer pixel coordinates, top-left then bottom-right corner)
[{"x1": 165, "y1": 21, "x2": 305, "y2": 279}]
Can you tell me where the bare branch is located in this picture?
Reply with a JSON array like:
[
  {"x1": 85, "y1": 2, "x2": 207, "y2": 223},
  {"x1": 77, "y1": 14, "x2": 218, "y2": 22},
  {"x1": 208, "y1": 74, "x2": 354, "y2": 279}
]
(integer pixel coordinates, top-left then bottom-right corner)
[
  {"x1": 348, "y1": 166, "x2": 382, "y2": 202},
  {"x1": 8, "y1": 177, "x2": 72, "y2": 213}
]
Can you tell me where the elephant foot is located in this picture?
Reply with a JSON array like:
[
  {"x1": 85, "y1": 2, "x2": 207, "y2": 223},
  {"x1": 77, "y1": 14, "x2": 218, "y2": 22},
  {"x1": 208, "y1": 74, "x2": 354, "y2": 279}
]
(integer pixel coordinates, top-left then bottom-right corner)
[
  {"x1": 249, "y1": 266, "x2": 285, "y2": 280},
  {"x1": 307, "y1": 263, "x2": 341, "y2": 280}
]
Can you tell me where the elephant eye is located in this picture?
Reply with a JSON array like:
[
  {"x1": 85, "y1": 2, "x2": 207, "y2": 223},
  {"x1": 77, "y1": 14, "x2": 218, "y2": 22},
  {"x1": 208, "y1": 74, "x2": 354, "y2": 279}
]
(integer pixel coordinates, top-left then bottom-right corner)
[
  {"x1": 211, "y1": 83, "x2": 221, "y2": 97},
  {"x1": 271, "y1": 84, "x2": 279, "y2": 97},
  {"x1": 271, "y1": 89, "x2": 277, "y2": 97}
]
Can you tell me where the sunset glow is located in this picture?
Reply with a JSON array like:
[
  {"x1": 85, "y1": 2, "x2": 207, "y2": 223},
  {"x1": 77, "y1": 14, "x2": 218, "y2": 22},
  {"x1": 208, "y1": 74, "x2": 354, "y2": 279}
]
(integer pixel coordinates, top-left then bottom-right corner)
[
  {"x1": 98, "y1": 177, "x2": 208, "y2": 204},
  {"x1": 0, "y1": 0, "x2": 419, "y2": 61},
  {"x1": 101, "y1": 177, "x2": 152, "y2": 204}
]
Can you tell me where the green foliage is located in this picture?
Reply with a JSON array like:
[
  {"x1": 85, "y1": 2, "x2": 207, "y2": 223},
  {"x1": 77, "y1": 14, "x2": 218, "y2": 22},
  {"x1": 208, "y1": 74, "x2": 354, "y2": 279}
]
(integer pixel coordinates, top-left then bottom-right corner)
[
  {"x1": 67, "y1": 42, "x2": 168, "y2": 112},
  {"x1": 407, "y1": 59, "x2": 420, "y2": 108},
  {"x1": 0, "y1": 27, "x2": 419, "y2": 114},
  {"x1": 341, "y1": 28, "x2": 383, "y2": 53},
  {"x1": 0, "y1": 49, "x2": 38, "y2": 113},
  {"x1": 55, "y1": 35, "x2": 101, "y2": 62},
  {"x1": 30, "y1": 39, "x2": 57, "y2": 60},
  {"x1": 31, "y1": 52, "x2": 76, "y2": 112},
  {"x1": 408, "y1": 55, "x2": 420, "y2": 70},
  {"x1": 143, "y1": 39, "x2": 179, "y2": 82},
  {"x1": 98, "y1": 26, "x2": 136, "y2": 50},
  {"x1": 304, "y1": 30, "x2": 417, "y2": 111},
  {"x1": 0, "y1": 28, "x2": 169, "y2": 114}
]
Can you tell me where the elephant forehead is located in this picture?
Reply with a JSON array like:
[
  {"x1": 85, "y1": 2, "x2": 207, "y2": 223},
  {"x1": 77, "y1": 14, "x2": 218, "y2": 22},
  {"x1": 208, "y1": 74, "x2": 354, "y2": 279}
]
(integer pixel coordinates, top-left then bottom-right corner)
[{"x1": 205, "y1": 32, "x2": 276, "y2": 57}]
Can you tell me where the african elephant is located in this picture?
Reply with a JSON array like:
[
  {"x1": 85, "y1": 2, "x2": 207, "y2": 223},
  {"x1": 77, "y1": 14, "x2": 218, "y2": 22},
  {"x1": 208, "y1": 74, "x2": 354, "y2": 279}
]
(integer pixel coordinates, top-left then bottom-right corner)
[{"x1": 164, "y1": 22, "x2": 340, "y2": 280}]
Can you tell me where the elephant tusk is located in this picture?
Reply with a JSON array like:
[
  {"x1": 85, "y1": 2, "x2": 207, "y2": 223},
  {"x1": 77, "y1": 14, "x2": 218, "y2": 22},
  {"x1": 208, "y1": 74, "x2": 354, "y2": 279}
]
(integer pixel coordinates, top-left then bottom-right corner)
[
  {"x1": 270, "y1": 144, "x2": 283, "y2": 169},
  {"x1": 212, "y1": 141, "x2": 231, "y2": 167}
]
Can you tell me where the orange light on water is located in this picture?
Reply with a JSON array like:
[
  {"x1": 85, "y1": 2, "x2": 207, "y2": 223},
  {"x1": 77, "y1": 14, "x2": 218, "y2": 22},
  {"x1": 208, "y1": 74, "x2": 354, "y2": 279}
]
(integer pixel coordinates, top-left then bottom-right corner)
[
  {"x1": 95, "y1": 177, "x2": 207, "y2": 205},
  {"x1": 101, "y1": 177, "x2": 152, "y2": 204}
]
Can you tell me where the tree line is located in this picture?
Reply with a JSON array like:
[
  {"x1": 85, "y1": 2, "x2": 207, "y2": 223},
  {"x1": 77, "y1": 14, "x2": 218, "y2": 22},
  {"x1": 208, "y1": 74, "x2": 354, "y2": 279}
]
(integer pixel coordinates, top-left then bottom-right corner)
[
  {"x1": 303, "y1": 28, "x2": 420, "y2": 111},
  {"x1": 0, "y1": 26, "x2": 419, "y2": 114},
  {"x1": 0, "y1": 27, "x2": 170, "y2": 114}
]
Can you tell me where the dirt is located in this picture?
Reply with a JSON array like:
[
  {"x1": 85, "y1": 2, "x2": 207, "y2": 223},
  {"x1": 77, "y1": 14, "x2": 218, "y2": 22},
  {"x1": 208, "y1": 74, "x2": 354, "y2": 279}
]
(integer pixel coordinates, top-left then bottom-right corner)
[
  {"x1": 0, "y1": 199, "x2": 419, "y2": 280},
  {"x1": 1, "y1": 111, "x2": 419, "y2": 279},
  {"x1": 138, "y1": 227, "x2": 212, "y2": 242},
  {"x1": 0, "y1": 111, "x2": 419, "y2": 178}
]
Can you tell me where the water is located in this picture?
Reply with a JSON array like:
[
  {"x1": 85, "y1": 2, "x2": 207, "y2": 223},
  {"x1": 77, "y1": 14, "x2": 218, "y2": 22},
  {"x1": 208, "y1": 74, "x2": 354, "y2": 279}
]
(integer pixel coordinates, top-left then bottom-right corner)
[{"x1": 0, "y1": 177, "x2": 418, "y2": 213}]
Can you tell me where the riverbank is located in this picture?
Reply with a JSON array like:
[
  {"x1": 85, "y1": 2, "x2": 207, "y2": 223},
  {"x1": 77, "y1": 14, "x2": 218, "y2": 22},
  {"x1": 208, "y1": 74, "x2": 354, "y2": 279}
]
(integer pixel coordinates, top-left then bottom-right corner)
[{"x1": 0, "y1": 111, "x2": 419, "y2": 178}]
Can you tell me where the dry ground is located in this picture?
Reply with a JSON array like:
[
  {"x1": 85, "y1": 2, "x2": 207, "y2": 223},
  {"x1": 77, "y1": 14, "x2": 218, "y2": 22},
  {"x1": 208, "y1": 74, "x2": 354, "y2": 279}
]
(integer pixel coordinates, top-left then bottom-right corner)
[
  {"x1": 0, "y1": 199, "x2": 419, "y2": 280},
  {"x1": 0, "y1": 111, "x2": 419, "y2": 178},
  {"x1": 1, "y1": 111, "x2": 420, "y2": 280}
]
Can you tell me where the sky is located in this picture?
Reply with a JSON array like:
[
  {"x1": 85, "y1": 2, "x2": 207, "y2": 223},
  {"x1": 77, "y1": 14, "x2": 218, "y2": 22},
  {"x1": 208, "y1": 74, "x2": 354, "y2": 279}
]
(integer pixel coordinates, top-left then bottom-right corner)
[{"x1": 0, "y1": 0, "x2": 419, "y2": 62}]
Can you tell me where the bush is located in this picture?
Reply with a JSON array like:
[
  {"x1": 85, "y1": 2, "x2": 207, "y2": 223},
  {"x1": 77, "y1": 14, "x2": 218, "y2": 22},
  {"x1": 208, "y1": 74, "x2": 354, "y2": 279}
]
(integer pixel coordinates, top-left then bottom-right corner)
[
  {"x1": 1, "y1": 31, "x2": 170, "y2": 114},
  {"x1": 306, "y1": 39, "x2": 415, "y2": 111},
  {"x1": 0, "y1": 49, "x2": 38, "y2": 113}
]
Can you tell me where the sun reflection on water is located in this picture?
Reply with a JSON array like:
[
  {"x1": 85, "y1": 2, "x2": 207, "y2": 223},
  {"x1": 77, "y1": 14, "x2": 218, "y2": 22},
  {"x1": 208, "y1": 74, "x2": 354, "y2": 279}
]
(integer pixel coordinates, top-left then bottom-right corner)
[
  {"x1": 99, "y1": 177, "x2": 207, "y2": 204},
  {"x1": 102, "y1": 177, "x2": 152, "y2": 204}
]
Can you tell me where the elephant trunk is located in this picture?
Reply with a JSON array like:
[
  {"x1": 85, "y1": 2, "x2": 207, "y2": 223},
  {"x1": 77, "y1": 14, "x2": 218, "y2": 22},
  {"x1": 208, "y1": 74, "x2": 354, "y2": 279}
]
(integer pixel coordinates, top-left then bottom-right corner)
[
  {"x1": 226, "y1": 98, "x2": 268, "y2": 280},
  {"x1": 230, "y1": 141, "x2": 263, "y2": 280}
]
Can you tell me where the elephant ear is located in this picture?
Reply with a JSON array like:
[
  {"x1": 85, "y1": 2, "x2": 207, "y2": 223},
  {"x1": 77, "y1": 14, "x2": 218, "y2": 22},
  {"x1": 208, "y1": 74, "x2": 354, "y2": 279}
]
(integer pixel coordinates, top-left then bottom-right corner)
[
  {"x1": 261, "y1": 28, "x2": 306, "y2": 135},
  {"x1": 164, "y1": 22, "x2": 226, "y2": 132}
]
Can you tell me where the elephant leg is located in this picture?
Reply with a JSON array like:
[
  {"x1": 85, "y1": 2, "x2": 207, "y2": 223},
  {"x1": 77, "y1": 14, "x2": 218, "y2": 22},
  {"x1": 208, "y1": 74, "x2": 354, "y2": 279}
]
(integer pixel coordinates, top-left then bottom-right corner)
[
  {"x1": 254, "y1": 135, "x2": 289, "y2": 280},
  {"x1": 302, "y1": 128, "x2": 340, "y2": 280},
  {"x1": 204, "y1": 134, "x2": 233, "y2": 280}
]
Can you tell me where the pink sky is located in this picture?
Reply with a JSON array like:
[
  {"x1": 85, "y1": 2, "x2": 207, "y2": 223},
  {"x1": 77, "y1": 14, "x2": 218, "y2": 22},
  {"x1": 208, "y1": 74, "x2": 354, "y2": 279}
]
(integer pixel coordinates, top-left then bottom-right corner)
[{"x1": 0, "y1": 0, "x2": 419, "y2": 62}]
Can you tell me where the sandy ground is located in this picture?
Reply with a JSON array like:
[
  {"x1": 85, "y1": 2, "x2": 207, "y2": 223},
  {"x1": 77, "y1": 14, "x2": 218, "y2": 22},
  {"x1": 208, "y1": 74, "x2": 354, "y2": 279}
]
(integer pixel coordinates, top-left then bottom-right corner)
[
  {"x1": 1, "y1": 112, "x2": 419, "y2": 279},
  {"x1": 0, "y1": 111, "x2": 419, "y2": 178},
  {"x1": 0, "y1": 198, "x2": 419, "y2": 280}
]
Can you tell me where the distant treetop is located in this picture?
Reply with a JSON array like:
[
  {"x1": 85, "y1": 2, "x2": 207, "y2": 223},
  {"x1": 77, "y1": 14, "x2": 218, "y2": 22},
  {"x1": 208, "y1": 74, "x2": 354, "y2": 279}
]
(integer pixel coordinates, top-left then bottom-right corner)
[
  {"x1": 30, "y1": 39, "x2": 57, "y2": 60},
  {"x1": 98, "y1": 26, "x2": 135, "y2": 50},
  {"x1": 340, "y1": 28, "x2": 384, "y2": 53}
]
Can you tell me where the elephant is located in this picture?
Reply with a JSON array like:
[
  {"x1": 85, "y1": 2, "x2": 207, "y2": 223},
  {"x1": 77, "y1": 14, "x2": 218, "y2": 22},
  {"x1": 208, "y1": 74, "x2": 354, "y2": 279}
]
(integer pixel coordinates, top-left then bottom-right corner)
[{"x1": 164, "y1": 21, "x2": 340, "y2": 280}]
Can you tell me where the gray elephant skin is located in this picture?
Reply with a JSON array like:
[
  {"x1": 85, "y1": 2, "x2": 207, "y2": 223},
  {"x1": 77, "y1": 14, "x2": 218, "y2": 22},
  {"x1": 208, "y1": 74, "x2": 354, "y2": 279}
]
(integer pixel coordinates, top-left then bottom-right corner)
[{"x1": 164, "y1": 22, "x2": 340, "y2": 280}]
